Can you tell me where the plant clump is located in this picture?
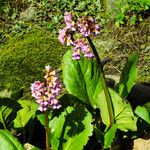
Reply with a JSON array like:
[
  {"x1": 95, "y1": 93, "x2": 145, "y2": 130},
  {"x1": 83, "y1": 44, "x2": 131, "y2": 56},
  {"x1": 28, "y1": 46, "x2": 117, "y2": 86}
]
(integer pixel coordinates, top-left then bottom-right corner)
[{"x1": 0, "y1": 26, "x2": 66, "y2": 98}]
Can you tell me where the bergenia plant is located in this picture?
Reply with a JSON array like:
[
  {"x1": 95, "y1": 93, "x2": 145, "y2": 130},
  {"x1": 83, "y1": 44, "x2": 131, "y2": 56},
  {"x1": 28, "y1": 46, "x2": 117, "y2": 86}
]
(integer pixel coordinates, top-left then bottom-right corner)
[
  {"x1": 29, "y1": 12, "x2": 138, "y2": 150},
  {"x1": 0, "y1": 12, "x2": 148, "y2": 150},
  {"x1": 31, "y1": 65, "x2": 62, "y2": 150},
  {"x1": 56, "y1": 12, "x2": 137, "y2": 149},
  {"x1": 58, "y1": 12, "x2": 114, "y2": 127}
]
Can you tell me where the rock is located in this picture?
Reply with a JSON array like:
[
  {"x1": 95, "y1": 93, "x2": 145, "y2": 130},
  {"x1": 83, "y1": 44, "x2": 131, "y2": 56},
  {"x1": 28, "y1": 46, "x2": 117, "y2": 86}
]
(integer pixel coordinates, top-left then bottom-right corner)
[
  {"x1": 127, "y1": 83, "x2": 150, "y2": 109},
  {"x1": 133, "y1": 138, "x2": 150, "y2": 150}
]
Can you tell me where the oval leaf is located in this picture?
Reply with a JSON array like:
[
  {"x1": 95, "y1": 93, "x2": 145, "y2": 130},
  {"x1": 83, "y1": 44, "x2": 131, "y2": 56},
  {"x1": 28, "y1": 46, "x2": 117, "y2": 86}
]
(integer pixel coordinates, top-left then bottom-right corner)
[
  {"x1": 62, "y1": 50, "x2": 102, "y2": 108},
  {"x1": 49, "y1": 105, "x2": 93, "y2": 150},
  {"x1": 0, "y1": 129, "x2": 25, "y2": 150}
]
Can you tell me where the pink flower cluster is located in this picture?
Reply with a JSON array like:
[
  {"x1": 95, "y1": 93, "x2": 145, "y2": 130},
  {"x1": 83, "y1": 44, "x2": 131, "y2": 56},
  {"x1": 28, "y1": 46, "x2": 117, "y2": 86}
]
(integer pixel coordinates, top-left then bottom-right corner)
[
  {"x1": 72, "y1": 38, "x2": 94, "y2": 60},
  {"x1": 58, "y1": 12, "x2": 101, "y2": 60},
  {"x1": 31, "y1": 65, "x2": 61, "y2": 112},
  {"x1": 77, "y1": 17, "x2": 100, "y2": 37}
]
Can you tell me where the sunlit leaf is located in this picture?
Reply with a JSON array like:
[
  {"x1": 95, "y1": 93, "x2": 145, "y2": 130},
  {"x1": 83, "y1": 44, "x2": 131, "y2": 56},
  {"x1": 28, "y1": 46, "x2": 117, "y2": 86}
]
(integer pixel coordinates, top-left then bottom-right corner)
[
  {"x1": 49, "y1": 105, "x2": 93, "y2": 150},
  {"x1": 36, "y1": 113, "x2": 45, "y2": 126},
  {"x1": 13, "y1": 100, "x2": 38, "y2": 128},
  {"x1": 116, "y1": 53, "x2": 138, "y2": 98},
  {"x1": 0, "y1": 129, "x2": 25, "y2": 150},
  {"x1": 99, "y1": 89, "x2": 137, "y2": 131},
  {"x1": 0, "y1": 98, "x2": 21, "y2": 129},
  {"x1": 62, "y1": 50, "x2": 103, "y2": 109},
  {"x1": 135, "y1": 106, "x2": 150, "y2": 124}
]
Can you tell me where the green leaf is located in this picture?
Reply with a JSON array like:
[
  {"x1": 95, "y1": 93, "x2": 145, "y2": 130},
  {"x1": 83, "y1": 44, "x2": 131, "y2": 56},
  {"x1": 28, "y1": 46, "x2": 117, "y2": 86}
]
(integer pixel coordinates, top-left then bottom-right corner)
[
  {"x1": 116, "y1": 53, "x2": 138, "y2": 98},
  {"x1": 99, "y1": 89, "x2": 137, "y2": 131},
  {"x1": 13, "y1": 100, "x2": 38, "y2": 128},
  {"x1": 104, "y1": 124, "x2": 117, "y2": 148},
  {"x1": 36, "y1": 110, "x2": 52, "y2": 126},
  {"x1": 49, "y1": 105, "x2": 93, "y2": 150},
  {"x1": 135, "y1": 106, "x2": 150, "y2": 124},
  {"x1": 62, "y1": 50, "x2": 103, "y2": 108},
  {"x1": 0, "y1": 98, "x2": 22, "y2": 129},
  {"x1": 0, "y1": 129, "x2": 25, "y2": 150}
]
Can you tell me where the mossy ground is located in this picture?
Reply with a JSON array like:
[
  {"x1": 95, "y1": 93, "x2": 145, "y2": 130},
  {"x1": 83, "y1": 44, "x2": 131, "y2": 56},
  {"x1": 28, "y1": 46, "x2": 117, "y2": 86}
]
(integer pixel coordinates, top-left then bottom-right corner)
[{"x1": 0, "y1": 26, "x2": 66, "y2": 98}]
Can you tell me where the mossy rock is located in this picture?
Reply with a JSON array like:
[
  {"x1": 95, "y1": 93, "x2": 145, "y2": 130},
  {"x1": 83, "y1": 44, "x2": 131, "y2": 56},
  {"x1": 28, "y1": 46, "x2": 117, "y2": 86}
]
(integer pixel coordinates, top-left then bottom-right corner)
[{"x1": 0, "y1": 27, "x2": 66, "y2": 98}]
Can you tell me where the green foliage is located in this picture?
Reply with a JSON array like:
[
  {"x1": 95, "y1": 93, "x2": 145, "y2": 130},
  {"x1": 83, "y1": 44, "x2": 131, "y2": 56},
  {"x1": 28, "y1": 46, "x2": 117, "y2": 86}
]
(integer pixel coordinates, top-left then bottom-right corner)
[
  {"x1": 116, "y1": 53, "x2": 138, "y2": 98},
  {"x1": 13, "y1": 100, "x2": 38, "y2": 128},
  {"x1": 49, "y1": 105, "x2": 93, "y2": 150},
  {"x1": 135, "y1": 106, "x2": 150, "y2": 124},
  {"x1": 36, "y1": 113, "x2": 46, "y2": 127},
  {"x1": 0, "y1": 0, "x2": 29, "y2": 15},
  {"x1": 0, "y1": 0, "x2": 102, "y2": 47},
  {"x1": 99, "y1": 89, "x2": 137, "y2": 131},
  {"x1": 104, "y1": 124, "x2": 117, "y2": 148},
  {"x1": 0, "y1": 2, "x2": 149, "y2": 149},
  {"x1": 0, "y1": 129, "x2": 25, "y2": 150},
  {"x1": 62, "y1": 50, "x2": 137, "y2": 131},
  {"x1": 1, "y1": 0, "x2": 100, "y2": 35},
  {"x1": 0, "y1": 89, "x2": 24, "y2": 129},
  {"x1": 0, "y1": 26, "x2": 66, "y2": 98},
  {"x1": 0, "y1": 98, "x2": 22, "y2": 129},
  {"x1": 10, "y1": 89, "x2": 24, "y2": 101},
  {"x1": 62, "y1": 50, "x2": 103, "y2": 108},
  {"x1": 114, "y1": 0, "x2": 150, "y2": 26}
]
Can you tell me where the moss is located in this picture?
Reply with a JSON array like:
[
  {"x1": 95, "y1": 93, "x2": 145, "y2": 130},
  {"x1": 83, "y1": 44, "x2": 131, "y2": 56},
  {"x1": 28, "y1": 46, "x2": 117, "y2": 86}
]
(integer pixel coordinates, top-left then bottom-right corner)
[{"x1": 0, "y1": 26, "x2": 66, "y2": 98}]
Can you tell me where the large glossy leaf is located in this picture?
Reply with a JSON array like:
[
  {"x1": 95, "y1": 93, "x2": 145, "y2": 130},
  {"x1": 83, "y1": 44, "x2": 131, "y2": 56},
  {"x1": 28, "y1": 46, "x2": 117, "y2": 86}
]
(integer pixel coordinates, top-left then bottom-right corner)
[
  {"x1": 0, "y1": 98, "x2": 22, "y2": 129},
  {"x1": 0, "y1": 129, "x2": 25, "y2": 150},
  {"x1": 49, "y1": 105, "x2": 93, "y2": 150},
  {"x1": 99, "y1": 89, "x2": 137, "y2": 131},
  {"x1": 116, "y1": 53, "x2": 138, "y2": 98},
  {"x1": 62, "y1": 50, "x2": 103, "y2": 108},
  {"x1": 13, "y1": 100, "x2": 38, "y2": 128},
  {"x1": 135, "y1": 106, "x2": 150, "y2": 124}
]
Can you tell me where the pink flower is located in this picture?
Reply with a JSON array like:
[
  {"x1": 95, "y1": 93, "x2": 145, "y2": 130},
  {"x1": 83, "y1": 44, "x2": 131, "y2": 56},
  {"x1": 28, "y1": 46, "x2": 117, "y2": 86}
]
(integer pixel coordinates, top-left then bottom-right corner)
[
  {"x1": 77, "y1": 17, "x2": 100, "y2": 37},
  {"x1": 58, "y1": 28, "x2": 68, "y2": 45},
  {"x1": 64, "y1": 12, "x2": 73, "y2": 24},
  {"x1": 31, "y1": 66, "x2": 62, "y2": 111},
  {"x1": 58, "y1": 27, "x2": 74, "y2": 46},
  {"x1": 58, "y1": 12, "x2": 101, "y2": 60},
  {"x1": 73, "y1": 39, "x2": 94, "y2": 59},
  {"x1": 72, "y1": 50, "x2": 80, "y2": 60},
  {"x1": 64, "y1": 12, "x2": 76, "y2": 31}
]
